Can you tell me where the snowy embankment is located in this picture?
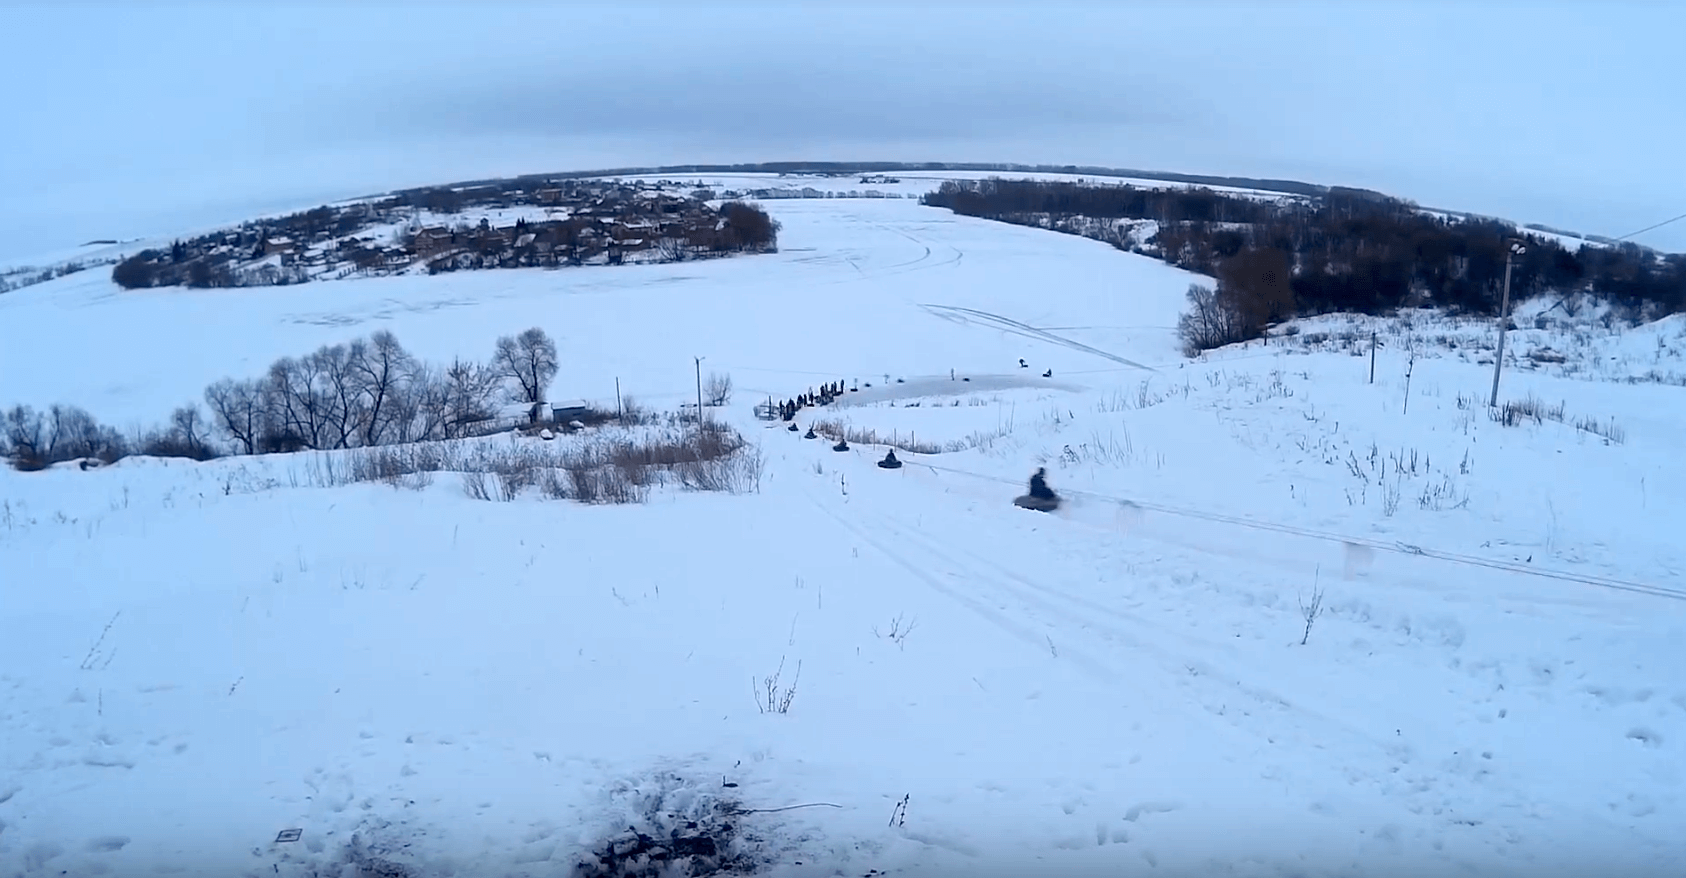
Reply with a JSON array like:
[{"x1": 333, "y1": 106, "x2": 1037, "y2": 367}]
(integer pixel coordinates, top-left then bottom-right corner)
[{"x1": 2, "y1": 189, "x2": 1683, "y2": 878}]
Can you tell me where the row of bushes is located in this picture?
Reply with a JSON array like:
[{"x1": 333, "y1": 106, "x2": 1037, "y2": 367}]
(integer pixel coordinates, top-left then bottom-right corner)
[
  {"x1": 1, "y1": 327, "x2": 564, "y2": 471},
  {"x1": 297, "y1": 422, "x2": 763, "y2": 505}
]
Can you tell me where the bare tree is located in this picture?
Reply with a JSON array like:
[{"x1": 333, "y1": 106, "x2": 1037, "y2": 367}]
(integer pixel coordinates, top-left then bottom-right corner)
[
  {"x1": 402, "y1": 364, "x2": 451, "y2": 442},
  {"x1": 266, "y1": 355, "x2": 332, "y2": 450},
  {"x1": 204, "y1": 378, "x2": 268, "y2": 455},
  {"x1": 348, "y1": 330, "x2": 414, "y2": 447},
  {"x1": 656, "y1": 236, "x2": 689, "y2": 262},
  {"x1": 311, "y1": 343, "x2": 364, "y2": 450},
  {"x1": 1177, "y1": 283, "x2": 1248, "y2": 356},
  {"x1": 492, "y1": 327, "x2": 559, "y2": 405},
  {"x1": 170, "y1": 404, "x2": 212, "y2": 456},
  {"x1": 383, "y1": 361, "x2": 433, "y2": 444},
  {"x1": 704, "y1": 371, "x2": 733, "y2": 407},
  {"x1": 442, "y1": 357, "x2": 501, "y2": 437},
  {"x1": 3, "y1": 405, "x2": 45, "y2": 463}
]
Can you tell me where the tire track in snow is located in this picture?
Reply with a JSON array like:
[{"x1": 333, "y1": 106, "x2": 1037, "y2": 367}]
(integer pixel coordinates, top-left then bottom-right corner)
[
  {"x1": 805, "y1": 492, "x2": 1124, "y2": 690},
  {"x1": 914, "y1": 461, "x2": 1686, "y2": 604},
  {"x1": 869, "y1": 221, "x2": 964, "y2": 275},
  {"x1": 918, "y1": 304, "x2": 1157, "y2": 372},
  {"x1": 873, "y1": 509, "x2": 1396, "y2": 754},
  {"x1": 852, "y1": 493, "x2": 1651, "y2": 865}
]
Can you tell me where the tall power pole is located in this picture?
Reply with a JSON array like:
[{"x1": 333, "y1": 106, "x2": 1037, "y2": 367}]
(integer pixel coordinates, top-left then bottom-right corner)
[
  {"x1": 1488, "y1": 240, "x2": 1527, "y2": 408},
  {"x1": 694, "y1": 356, "x2": 706, "y2": 430}
]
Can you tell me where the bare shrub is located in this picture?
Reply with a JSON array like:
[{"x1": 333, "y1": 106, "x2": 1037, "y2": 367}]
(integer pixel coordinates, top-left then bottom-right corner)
[
  {"x1": 273, "y1": 411, "x2": 759, "y2": 504},
  {"x1": 617, "y1": 395, "x2": 655, "y2": 426},
  {"x1": 462, "y1": 470, "x2": 493, "y2": 501},
  {"x1": 1178, "y1": 283, "x2": 1252, "y2": 356},
  {"x1": 49, "y1": 404, "x2": 128, "y2": 463},
  {"x1": 395, "y1": 471, "x2": 433, "y2": 491},
  {"x1": 494, "y1": 467, "x2": 532, "y2": 501},
  {"x1": 538, "y1": 467, "x2": 570, "y2": 500},
  {"x1": 5, "y1": 404, "x2": 129, "y2": 469},
  {"x1": 4, "y1": 405, "x2": 48, "y2": 466},
  {"x1": 564, "y1": 461, "x2": 647, "y2": 505},
  {"x1": 136, "y1": 404, "x2": 220, "y2": 461},
  {"x1": 674, "y1": 450, "x2": 753, "y2": 493},
  {"x1": 346, "y1": 442, "x2": 455, "y2": 485},
  {"x1": 704, "y1": 371, "x2": 734, "y2": 407}
]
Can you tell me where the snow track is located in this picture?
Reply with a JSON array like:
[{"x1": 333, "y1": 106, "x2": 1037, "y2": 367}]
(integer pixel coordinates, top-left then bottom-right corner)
[
  {"x1": 919, "y1": 303, "x2": 1158, "y2": 372},
  {"x1": 806, "y1": 473, "x2": 1680, "y2": 875},
  {"x1": 909, "y1": 460, "x2": 1686, "y2": 604}
]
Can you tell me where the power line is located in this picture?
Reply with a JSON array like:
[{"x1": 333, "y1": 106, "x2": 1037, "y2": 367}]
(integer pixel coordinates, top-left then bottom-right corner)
[{"x1": 1614, "y1": 210, "x2": 1686, "y2": 244}]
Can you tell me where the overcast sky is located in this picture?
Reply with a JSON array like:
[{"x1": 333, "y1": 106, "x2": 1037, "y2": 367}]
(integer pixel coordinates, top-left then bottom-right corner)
[{"x1": 2, "y1": 0, "x2": 1681, "y2": 264}]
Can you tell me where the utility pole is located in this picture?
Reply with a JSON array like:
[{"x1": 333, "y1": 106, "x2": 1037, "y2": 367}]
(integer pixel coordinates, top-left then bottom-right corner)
[
  {"x1": 694, "y1": 356, "x2": 706, "y2": 431},
  {"x1": 1369, "y1": 333, "x2": 1377, "y2": 384},
  {"x1": 1488, "y1": 239, "x2": 1527, "y2": 407}
]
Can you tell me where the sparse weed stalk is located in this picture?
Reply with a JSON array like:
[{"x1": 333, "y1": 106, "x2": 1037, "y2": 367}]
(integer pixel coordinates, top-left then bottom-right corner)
[
  {"x1": 1298, "y1": 568, "x2": 1325, "y2": 646},
  {"x1": 1097, "y1": 389, "x2": 1132, "y2": 413},
  {"x1": 873, "y1": 613, "x2": 918, "y2": 651},
  {"x1": 1056, "y1": 427, "x2": 1158, "y2": 469},
  {"x1": 1417, "y1": 475, "x2": 1470, "y2": 512},
  {"x1": 1491, "y1": 394, "x2": 1565, "y2": 427},
  {"x1": 1381, "y1": 476, "x2": 1402, "y2": 517},
  {"x1": 1135, "y1": 380, "x2": 1165, "y2": 409},
  {"x1": 754, "y1": 656, "x2": 802, "y2": 715},
  {"x1": 1573, "y1": 414, "x2": 1627, "y2": 445},
  {"x1": 1345, "y1": 451, "x2": 1369, "y2": 485},
  {"x1": 1254, "y1": 369, "x2": 1295, "y2": 403}
]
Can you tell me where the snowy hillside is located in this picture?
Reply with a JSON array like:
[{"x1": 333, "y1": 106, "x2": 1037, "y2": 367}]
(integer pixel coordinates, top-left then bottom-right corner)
[{"x1": 1, "y1": 183, "x2": 1683, "y2": 878}]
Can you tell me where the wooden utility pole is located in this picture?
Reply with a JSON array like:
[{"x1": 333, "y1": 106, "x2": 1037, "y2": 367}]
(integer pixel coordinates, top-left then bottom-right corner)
[
  {"x1": 615, "y1": 377, "x2": 622, "y2": 419},
  {"x1": 1369, "y1": 333, "x2": 1377, "y2": 384},
  {"x1": 1489, "y1": 240, "x2": 1527, "y2": 407},
  {"x1": 694, "y1": 356, "x2": 705, "y2": 430}
]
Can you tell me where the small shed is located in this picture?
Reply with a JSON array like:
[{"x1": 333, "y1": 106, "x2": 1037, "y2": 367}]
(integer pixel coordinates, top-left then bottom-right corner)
[{"x1": 549, "y1": 399, "x2": 590, "y2": 422}]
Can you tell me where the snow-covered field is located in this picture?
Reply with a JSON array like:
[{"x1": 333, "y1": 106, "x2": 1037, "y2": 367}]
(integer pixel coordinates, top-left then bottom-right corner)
[{"x1": 2, "y1": 190, "x2": 1683, "y2": 878}]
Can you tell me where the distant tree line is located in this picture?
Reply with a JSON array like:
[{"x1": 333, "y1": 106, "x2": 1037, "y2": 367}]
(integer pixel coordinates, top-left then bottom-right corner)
[
  {"x1": 451, "y1": 161, "x2": 1333, "y2": 199},
  {"x1": 1, "y1": 260, "x2": 97, "y2": 295},
  {"x1": 2, "y1": 327, "x2": 565, "y2": 470},
  {"x1": 923, "y1": 178, "x2": 1686, "y2": 353}
]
